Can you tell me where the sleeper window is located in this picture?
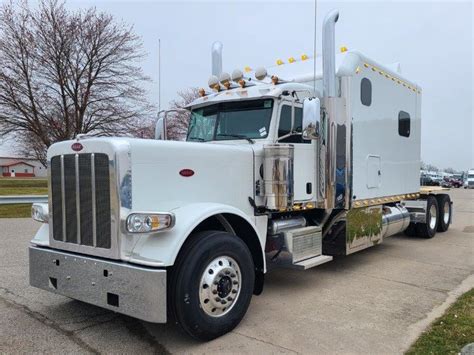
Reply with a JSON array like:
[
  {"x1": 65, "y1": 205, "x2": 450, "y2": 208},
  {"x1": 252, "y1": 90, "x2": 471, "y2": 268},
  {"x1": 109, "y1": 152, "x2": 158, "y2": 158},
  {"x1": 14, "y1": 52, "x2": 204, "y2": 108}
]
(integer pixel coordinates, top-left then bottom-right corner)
[
  {"x1": 360, "y1": 78, "x2": 372, "y2": 106},
  {"x1": 398, "y1": 111, "x2": 410, "y2": 137}
]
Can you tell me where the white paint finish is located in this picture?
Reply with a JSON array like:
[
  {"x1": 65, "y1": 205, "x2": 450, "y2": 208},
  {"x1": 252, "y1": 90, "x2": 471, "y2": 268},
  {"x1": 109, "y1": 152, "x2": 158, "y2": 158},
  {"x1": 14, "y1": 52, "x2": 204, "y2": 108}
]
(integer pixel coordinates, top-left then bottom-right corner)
[
  {"x1": 366, "y1": 155, "x2": 381, "y2": 189},
  {"x1": 350, "y1": 58, "x2": 421, "y2": 200},
  {"x1": 30, "y1": 223, "x2": 49, "y2": 246},
  {"x1": 128, "y1": 202, "x2": 265, "y2": 270},
  {"x1": 128, "y1": 139, "x2": 255, "y2": 215},
  {"x1": 276, "y1": 101, "x2": 316, "y2": 202},
  {"x1": 293, "y1": 144, "x2": 317, "y2": 201}
]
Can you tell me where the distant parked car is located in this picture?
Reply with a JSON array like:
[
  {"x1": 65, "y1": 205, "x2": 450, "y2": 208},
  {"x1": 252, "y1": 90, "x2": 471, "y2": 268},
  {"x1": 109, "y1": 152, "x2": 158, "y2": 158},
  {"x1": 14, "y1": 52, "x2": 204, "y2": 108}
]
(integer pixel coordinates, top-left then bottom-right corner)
[
  {"x1": 420, "y1": 174, "x2": 438, "y2": 186},
  {"x1": 449, "y1": 178, "x2": 463, "y2": 188},
  {"x1": 441, "y1": 178, "x2": 451, "y2": 188}
]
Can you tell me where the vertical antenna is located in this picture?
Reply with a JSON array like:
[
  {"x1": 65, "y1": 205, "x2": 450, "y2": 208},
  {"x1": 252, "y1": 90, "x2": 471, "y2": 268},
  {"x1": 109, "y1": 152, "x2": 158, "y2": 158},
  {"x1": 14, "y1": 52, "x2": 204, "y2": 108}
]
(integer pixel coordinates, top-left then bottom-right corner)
[
  {"x1": 313, "y1": 0, "x2": 318, "y2": 94},
  {"x1": 158, "y1": 38, "x2": 161, "y2": 113}
]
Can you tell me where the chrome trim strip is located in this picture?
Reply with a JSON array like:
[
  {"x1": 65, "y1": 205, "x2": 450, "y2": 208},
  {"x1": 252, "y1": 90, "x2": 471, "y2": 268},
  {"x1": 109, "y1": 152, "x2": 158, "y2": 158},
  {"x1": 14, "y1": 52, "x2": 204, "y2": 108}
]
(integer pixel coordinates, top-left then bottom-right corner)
[
  {"x1": 91, "y1": 153, "x2": 97, "y2": 247},
  {"x1": 60, "y1": 155, "x2": 66, "y2": 242},
  {"x1": 75, "y1": 154, "x2": 81, "y2": 244},
  {"x1": 48, "y1": 140, "x2": 131, "y2": 260}
]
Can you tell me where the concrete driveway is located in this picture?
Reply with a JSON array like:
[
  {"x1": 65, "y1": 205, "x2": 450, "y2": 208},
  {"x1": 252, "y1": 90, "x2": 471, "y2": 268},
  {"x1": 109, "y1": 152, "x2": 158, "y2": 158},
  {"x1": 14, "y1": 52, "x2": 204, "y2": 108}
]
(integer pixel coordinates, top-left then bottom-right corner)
[{"x1": 1, "y1": 189, "x2": 473, "y2": 354}]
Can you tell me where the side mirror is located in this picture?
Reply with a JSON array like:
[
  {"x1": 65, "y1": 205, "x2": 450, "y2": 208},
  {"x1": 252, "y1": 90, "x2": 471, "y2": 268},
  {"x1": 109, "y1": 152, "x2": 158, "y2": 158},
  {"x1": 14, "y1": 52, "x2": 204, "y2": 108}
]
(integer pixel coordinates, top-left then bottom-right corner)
[
  {"x1": 302, "y1": 98, "x2": 321, "y2": 140},
  {"x1": 155, "y1": 115, "x2": 167, "y2": 140}
]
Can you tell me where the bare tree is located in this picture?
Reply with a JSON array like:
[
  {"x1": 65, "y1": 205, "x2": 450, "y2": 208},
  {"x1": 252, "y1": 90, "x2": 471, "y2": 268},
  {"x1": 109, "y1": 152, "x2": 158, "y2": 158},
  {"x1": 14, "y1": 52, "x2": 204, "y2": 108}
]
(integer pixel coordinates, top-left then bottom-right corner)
[
  {"x1": 0, "y1": 0, "x2": 153, "y2": 165},
  {"x1": 444, "y1": 167, "x2": 456, "y2": 174},
  {"x1": 425, "y1": 164, "x2": 439, "y2": 172},
  {"x1": 165, "y1": 87, "x2": 200, "y2": 140}
]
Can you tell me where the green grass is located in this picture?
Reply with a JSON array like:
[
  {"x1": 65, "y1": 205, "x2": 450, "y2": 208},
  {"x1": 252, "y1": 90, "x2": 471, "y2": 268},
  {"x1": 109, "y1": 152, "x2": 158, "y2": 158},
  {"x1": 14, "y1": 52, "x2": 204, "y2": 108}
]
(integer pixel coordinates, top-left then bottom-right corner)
[
  {"x1": 407, "y1": 288, "x2": 474, "y2": 355},
  {"x1": 0, "y1": 178, "x2": 48, "y2": 196},
  {"x1": 0, "y1": 179, "x2": 47, "y2": 218},
  {"x1": 0, "y1": 204, "x2": 32, "y2": 218},
  {"x1": 0, "y1": 187, "x2": 48, "y2": 195},
  {"x1": 0, "y1": 178, "x2": 47, "y2": 188}
]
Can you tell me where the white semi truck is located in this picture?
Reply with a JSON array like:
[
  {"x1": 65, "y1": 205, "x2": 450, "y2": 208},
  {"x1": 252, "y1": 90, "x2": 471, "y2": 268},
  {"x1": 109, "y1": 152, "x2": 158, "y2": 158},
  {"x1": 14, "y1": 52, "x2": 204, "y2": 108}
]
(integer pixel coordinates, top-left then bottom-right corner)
[{"x1": 29, "y1": 10, "x2": 453, "y2": 340}]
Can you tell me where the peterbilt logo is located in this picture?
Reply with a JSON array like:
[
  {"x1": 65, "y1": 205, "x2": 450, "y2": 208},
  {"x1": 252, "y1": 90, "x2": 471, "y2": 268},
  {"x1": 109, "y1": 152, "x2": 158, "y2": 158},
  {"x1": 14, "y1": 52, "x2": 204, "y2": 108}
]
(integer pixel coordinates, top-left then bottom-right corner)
[{"x1": 71, "y1": 142, "x2": 83, "y2": 151}]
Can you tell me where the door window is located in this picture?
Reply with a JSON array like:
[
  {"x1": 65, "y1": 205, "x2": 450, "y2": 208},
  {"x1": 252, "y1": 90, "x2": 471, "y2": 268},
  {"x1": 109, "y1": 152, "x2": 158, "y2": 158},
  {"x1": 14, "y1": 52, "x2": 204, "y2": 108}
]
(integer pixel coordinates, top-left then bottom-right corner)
[{"x1": 278, "y1": 105, "x2": 309, "y2": 144}]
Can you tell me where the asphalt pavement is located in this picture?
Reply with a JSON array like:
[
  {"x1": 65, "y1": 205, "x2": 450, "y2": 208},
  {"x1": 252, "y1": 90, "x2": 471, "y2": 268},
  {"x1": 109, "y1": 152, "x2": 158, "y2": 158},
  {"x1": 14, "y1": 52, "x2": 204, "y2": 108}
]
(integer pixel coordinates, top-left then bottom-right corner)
[{"x1": 1, "y1": 189, "x2": 473, "y2": 354}]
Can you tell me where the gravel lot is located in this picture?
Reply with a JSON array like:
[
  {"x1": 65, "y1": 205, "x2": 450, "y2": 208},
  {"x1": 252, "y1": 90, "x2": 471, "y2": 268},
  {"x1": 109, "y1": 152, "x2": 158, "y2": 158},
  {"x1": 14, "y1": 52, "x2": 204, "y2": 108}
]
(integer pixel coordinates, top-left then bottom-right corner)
[{"x1": 1, "y1": 189, "x2": 473, "y2": 354}]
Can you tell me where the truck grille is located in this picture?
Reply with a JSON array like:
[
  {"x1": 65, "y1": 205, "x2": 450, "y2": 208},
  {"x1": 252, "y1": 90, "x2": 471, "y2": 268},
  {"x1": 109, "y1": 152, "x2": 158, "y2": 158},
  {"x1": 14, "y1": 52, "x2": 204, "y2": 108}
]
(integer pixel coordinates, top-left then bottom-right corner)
[{"x1": 50, "y1": 153, "x2": 111, "y2": 249}]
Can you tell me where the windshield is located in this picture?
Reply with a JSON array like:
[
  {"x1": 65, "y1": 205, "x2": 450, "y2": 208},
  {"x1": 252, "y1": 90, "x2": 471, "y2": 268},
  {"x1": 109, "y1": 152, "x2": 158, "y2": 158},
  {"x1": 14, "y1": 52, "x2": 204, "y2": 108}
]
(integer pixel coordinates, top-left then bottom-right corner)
[{"x1": 187, "y1": 99, "x2": 273, "y2": 142}]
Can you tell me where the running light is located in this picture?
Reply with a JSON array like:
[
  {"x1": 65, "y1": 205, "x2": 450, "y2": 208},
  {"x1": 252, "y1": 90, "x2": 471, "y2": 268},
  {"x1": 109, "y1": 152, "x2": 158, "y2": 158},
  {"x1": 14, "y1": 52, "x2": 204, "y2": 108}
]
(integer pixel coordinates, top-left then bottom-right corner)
[
  {"x1": 31, "y1": 203, "x2": 48, "y2": 223},
  {"x1": 126, "y1": 213, "x2": 175, "y2": 233}
]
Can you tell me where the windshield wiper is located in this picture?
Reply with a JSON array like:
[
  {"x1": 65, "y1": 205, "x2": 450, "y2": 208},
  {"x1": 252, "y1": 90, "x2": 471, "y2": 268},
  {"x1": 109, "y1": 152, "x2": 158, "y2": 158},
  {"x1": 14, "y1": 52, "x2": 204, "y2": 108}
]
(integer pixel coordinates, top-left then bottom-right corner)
[
  {"x1": 188, "y1": 137, "x2": 205, "y2": 142},
  {"x1": 216, "y1": 134, "x2": 254, "y2": 144}
]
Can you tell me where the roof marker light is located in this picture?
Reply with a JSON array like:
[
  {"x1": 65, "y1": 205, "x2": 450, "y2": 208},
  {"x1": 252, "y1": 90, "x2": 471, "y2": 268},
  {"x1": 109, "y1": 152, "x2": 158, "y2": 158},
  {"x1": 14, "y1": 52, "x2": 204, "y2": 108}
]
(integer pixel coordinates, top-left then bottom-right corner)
[
  {"x1": 288, "y1": 57, "x2": 296, "y2": 63},
  {"x1": 244, "y1": 66, "x2": 252, "y2": 73},
  {"x1": 231, "y1": 69, "x2": 243, "y2": 83},
  {"x1": 301, "y1": 54, "x2": 309, "y2": 61},
  {"x1": 219, "y1": 72, "x2": 231, "y2": 89},
  {"x1": 208, "y1": 75, "x2": 220, "y2": 91},
  {"x1": 340, "y1": 46, "x2": 348, "y2": 53},
  {"x1": 255, "y1": 67, "x2": 267, "y2": 81},
  {"x1": 276, "y1": 59, "x2": 284, "y2": 65}
]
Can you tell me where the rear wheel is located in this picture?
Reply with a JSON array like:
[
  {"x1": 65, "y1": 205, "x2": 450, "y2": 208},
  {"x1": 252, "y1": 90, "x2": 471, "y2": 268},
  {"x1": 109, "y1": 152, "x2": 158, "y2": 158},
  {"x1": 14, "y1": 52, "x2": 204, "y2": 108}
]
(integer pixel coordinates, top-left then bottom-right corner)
[
  {"x1": 416, "y1": 195, "x2": 438, "y2": 238},
  {"x1": 404, "y1": 223, "x2": 417, "y2": 237},
  {"x1": 169, "y1": 231, "x2": 255, "y2": 341},
  {"x1": 436, "y1": 194, "x2": 451, "y2": 232}
]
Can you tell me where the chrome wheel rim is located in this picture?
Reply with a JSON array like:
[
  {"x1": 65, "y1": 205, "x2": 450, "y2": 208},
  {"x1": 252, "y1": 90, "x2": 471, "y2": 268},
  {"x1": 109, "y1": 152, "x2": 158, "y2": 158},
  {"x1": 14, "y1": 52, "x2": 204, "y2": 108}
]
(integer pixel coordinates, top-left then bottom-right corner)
[
  {"x1": 429, "y1": 204, "x2": 437, "y2": 230},
  {"x1": 199, "y1": 256, "x2": 241, "y2": 317},
  {"x1": 443, "y1": 201, "x2": 450, "y2": 224}
]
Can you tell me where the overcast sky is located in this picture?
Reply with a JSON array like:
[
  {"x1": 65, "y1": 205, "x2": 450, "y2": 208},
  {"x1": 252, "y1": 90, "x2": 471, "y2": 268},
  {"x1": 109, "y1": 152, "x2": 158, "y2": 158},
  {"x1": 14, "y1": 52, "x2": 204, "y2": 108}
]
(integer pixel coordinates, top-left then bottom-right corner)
[{"x1": 0, "y1": 0, "x2": 472, "y2": 170}]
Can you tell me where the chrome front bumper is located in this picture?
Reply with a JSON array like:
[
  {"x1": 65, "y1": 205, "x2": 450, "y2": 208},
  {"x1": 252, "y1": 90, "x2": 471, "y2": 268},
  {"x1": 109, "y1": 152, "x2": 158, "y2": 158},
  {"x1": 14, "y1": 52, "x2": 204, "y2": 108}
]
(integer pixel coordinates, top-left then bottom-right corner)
[{"x1": 29, "y1": 246, "x2": 167, "y2": 323}]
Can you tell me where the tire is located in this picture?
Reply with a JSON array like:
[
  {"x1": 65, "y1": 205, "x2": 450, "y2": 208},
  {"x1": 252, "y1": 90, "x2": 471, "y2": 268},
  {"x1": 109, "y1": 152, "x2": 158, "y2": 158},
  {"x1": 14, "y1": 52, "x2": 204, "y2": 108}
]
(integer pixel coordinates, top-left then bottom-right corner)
[
  {"x1": 416, "y1": 195, "x2": 438, "y2": 238},
  {"x1": 436, "y1": 194, "x2": 451, "y2": 232},
  {"x1": 404, "y1": 223, "x2": 417, "y2": 237},
  {"x1": 169, "y1": 231, "x2": 255, "y2": 341}
]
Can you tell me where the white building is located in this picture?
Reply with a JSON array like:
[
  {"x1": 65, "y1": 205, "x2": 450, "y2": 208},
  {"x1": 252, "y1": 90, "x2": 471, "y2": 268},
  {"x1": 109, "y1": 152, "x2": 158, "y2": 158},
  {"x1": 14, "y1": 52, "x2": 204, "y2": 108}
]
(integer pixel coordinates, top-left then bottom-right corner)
[{"x1": 0, "y1": 157, "x2": 47, "y2": 177}]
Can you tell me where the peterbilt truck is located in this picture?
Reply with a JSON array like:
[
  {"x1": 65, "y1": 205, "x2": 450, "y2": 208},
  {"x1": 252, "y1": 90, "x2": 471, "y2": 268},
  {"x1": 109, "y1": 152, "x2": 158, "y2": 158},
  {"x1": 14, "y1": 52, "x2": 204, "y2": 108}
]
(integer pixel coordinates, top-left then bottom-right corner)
[{"x1": 29, "y1": 10, "x2": 453, "y2": 340}]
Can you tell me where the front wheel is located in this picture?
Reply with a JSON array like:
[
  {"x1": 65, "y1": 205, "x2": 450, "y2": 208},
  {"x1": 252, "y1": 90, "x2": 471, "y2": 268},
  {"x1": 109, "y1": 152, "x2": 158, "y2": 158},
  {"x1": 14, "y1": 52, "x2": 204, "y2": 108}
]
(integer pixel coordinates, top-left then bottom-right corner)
[{"x1": 169, "y1": 231, "x2": 255, "y2": 341}]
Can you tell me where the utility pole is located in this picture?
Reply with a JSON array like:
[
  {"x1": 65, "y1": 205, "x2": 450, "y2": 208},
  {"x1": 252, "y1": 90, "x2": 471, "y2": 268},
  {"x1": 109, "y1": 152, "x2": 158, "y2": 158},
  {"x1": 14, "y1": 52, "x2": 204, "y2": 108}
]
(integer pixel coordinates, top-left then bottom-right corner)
[{"x1": 158, "y1": 38, "x2": 161, "y2": 113}]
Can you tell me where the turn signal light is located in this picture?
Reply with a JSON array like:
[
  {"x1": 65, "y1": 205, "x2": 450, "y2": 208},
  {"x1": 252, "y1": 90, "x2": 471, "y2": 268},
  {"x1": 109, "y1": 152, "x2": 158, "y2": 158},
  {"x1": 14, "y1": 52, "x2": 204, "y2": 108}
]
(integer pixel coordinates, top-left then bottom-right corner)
[{"x1": 126, "y1": 213, "x2": 175, "y2": 233}]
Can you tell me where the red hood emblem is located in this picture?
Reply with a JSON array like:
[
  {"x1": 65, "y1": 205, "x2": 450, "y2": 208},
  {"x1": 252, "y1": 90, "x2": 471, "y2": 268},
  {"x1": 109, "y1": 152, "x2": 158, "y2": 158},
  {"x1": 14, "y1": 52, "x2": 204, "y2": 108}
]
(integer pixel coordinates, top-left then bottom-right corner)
[{"x1": 72, "y1": 142, "x2": 83, "y2": 151}]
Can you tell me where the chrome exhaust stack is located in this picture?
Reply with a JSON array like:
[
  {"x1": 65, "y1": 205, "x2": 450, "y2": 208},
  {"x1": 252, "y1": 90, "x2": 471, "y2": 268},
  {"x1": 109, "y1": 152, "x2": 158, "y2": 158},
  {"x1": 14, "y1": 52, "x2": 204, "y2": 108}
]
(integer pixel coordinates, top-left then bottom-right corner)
[
  {"x1": 211, "y1": 41, "x2": 223, "y2": 77},
  {"x1": 322, "y1": 9, "x2": 339, "y2": 99}
]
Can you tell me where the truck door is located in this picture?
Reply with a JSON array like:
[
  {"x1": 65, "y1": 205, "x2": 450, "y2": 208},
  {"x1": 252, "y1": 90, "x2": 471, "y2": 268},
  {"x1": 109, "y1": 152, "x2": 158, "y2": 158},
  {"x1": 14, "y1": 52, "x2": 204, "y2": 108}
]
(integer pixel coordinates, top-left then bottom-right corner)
[{"x1": 277, "y1": 104, "x2": 316, "y2": 202}]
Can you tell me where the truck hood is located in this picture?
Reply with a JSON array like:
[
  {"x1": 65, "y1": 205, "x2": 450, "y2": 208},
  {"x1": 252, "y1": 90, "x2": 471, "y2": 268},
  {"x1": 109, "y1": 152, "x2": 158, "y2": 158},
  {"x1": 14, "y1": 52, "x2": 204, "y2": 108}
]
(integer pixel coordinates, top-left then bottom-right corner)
[
  {"x1": 127, "y1": 138, "x2": 256, "y2": 213},
  {"x1": 47, "y1": 137, "x2": 258, "y2": 215}
]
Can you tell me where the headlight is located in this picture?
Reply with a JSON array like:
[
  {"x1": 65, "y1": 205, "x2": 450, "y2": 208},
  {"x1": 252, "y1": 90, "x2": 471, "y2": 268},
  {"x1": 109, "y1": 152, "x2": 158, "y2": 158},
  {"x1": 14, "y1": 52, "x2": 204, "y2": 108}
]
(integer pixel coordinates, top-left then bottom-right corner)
[
  {"x1": 126, "y1": 213, "x2": 175, "y2": 233},
  {"x1": 31, "y1": 203, "x2": 48, "y2": 223}
]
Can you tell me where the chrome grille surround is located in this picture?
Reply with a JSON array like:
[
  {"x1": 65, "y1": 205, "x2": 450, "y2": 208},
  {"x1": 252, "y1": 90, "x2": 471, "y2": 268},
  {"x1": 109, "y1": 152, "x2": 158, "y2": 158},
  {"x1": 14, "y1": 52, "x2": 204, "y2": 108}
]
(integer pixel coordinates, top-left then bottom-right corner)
[{"x1": 48, "y1": 140, "x2": 132, "y2": 259}]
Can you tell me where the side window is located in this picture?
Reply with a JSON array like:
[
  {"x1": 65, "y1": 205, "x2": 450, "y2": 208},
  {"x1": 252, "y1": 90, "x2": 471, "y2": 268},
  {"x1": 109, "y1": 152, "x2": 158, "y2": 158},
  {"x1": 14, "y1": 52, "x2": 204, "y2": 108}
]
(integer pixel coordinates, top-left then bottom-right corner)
[
  {"x1": 398, "y1": 111, "x2": 410, "y2": 137},
  {"x1": 360, "y1": 78, "x2": 372, "y2": 106},
  {"x1": 278, "y1": 105, "x2": 309, "y2": 144}
]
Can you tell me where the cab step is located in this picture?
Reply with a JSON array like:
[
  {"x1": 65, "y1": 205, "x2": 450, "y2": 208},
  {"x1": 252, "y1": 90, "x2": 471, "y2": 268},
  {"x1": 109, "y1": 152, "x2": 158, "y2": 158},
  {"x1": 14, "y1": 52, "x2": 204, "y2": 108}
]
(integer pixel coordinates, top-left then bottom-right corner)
[{"x1": 292, "y1": 255, "x2": 333, "y2": 270}]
